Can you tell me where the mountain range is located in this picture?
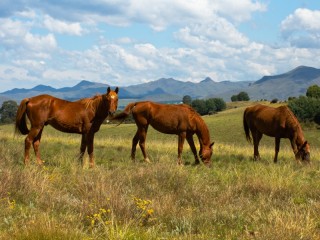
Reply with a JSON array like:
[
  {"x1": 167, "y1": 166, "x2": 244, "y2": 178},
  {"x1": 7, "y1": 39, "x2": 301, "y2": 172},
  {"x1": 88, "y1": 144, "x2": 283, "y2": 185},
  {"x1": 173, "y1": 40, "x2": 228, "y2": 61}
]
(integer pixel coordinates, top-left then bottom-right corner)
[{"x1": 1, "y1": 66, "x2": 320, "y2": 107}]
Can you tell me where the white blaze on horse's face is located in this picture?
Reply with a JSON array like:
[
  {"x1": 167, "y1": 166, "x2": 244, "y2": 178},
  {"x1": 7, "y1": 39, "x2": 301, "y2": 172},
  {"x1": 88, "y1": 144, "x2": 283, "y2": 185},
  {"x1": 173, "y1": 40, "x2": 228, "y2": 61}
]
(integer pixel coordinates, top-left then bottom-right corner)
[{"x1": 107, "y1": 91, "x2": 118, "y2": 115}]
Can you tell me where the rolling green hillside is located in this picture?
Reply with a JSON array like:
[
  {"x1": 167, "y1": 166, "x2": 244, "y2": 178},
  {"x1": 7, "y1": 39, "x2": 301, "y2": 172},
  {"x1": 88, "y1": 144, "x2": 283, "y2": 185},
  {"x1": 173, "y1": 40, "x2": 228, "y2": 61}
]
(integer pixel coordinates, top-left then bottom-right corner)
[{"x1": 0, "y1": 102, "x2": 319, "y2": 239}]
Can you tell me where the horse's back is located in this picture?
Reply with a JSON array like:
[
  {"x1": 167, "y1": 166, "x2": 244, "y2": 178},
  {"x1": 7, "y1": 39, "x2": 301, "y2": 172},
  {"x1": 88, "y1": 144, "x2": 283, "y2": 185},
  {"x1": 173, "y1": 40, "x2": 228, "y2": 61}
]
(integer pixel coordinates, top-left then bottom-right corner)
[
  {"x1": 132, "y1": 101, "x2": 196, "y2": 133},
  {"x1": 244, "y1": 104, "x2": 293, "y2": 137}
]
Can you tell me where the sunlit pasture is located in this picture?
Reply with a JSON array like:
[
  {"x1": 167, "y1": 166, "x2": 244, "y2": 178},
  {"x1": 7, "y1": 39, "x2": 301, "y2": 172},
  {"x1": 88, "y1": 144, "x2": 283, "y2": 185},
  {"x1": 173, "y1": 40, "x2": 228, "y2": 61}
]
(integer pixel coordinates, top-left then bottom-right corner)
[{"x1": 0, "y1": 102, "x2": 319, "y2": 239}]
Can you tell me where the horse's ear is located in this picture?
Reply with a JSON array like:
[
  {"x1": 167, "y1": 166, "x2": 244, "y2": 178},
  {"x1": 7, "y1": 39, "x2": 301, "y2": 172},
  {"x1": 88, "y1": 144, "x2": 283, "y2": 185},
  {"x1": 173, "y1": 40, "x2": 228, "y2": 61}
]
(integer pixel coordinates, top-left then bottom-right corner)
[
  {"x1": 107, "y1": 86, "x2": 111, "y2": 94},
  {"x1": 115, "y1": 87, "x2": 119, "y2": 94},
  {"x1": 210, "y1": 142, "x2": 215, "y2": 148},
  {"x1": 303, "y1": 141, "x2": 308, "y2": 147}
]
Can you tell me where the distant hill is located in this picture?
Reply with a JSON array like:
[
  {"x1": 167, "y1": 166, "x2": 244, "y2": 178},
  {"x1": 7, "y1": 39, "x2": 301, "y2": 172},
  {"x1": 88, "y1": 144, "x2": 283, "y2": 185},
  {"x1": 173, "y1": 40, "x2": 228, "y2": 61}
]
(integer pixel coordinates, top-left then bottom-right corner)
[
  {"x1": 0, "y1": 77, "x2": 251, "y2": 105},
  {"x1": 1, "y1": 66, "x2": 320, "y2": 106},
  {"x1": 246, "y1": 66, "x2": 320, "y2": 100}
]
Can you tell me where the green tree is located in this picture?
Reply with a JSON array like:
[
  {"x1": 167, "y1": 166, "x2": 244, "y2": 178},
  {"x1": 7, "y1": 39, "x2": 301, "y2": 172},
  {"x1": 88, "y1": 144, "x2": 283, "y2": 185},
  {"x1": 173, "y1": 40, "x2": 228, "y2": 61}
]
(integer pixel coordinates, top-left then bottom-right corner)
[
  {"x1": 237, "y1": 91, "x2": 250, "y2": 101},
  {"x1": 191, "y1": 99, "x2": 207, "y2": 115},
  {"x1": 231, "y1": 95, "x2": 238, "y2": 102},
  {"x1": 231, "y1": 91, "x2": 250, "y2": 102},
  {"x1": 182, "y1": 95, "x2": 192, "y2": 105},
  {"x1": 205, "y1": 98, "x2": 217, "y2": 114},
  {"x1": 0, "y1": 100, "x2": 18, "y2": 124},
  {"x1": 212, "y1": 98, "x2": 226, "y2": 112},
  {"x1": 288, "y1": 96, "x2": 320, "y2": 122},
  {"x1": 306, "y1": 85, "x2": 320, "y2": 99}
]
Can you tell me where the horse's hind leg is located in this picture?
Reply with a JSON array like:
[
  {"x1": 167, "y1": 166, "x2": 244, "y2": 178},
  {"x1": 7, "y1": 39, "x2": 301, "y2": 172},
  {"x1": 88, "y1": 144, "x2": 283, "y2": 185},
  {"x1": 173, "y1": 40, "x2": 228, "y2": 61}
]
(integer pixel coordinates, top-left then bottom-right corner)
[
  {"x1": 253, "y1": 131, "x2": 262, "y2": 161},
  {"x1": 135, "y1": 126, "x2": 150, "y2": 163},
  {"x1": 33, "y1": 128, "x2": 44, "y2": 165},
  {"x1": 131, "y1": 130, "x2": 140, "y2": 162},
  {"x1": 24, "y1": 127, "x2": 43, "y2": 165}
]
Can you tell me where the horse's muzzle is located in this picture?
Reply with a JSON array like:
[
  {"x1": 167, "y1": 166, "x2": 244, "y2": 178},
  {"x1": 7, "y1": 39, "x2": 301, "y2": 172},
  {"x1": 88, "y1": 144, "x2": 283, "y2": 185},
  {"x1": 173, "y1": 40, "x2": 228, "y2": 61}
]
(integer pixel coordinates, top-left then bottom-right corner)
[
  {"x1": 303, "y1": 152, "x2": 310, "y2": 162},
  {"x1": 108, "y1": 111, "x2": 116, "y2": 116}
]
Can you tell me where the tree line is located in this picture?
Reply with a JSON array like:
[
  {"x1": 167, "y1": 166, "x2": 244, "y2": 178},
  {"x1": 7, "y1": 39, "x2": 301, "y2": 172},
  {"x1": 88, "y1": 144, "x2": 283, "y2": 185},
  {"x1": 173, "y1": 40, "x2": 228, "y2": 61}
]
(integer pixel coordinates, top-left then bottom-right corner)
[
  {"x1": 288, "y1": 84, "x2": 320, "y2": 124},
  {"x1": 2, "y1": 85, "x2": 320, "y2": 124},
  {"x1": 182, "y1": 95, "x2": 226, "y2": 115}
]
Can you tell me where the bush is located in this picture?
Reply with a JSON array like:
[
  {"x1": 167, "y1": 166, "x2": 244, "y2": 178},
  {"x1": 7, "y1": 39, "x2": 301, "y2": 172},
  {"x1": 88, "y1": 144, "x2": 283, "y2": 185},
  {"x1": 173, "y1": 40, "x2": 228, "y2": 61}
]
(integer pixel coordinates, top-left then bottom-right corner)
[
  {"x1": 191, "y1": 98, "x2": 226, "y2": 115},
  {"x1": 306, "y1": 85, "x2": 320, "y2": 99},
  {"x1": 0, "y1": 100, "x2": 18, "y2": 124},
  {"x1": 288, "y1": 96, "x2": 320, "y2": 122},
  {"x1": 231, "y1": 91, "x2": 250, "y2": 102}
]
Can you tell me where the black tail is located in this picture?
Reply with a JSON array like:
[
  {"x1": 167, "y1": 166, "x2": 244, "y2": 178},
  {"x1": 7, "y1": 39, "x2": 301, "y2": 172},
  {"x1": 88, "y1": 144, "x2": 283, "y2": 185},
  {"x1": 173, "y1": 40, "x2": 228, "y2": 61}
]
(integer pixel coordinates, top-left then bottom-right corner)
[
  {"x1": 243, "y1": 109, "x2": 252, "y2": 143},
  {"x1": 112, "y1": 102, "x2": 136, "y2": 125},
  {"x1": 15, "y1": 98, "x2": 30, "y2": 135}
]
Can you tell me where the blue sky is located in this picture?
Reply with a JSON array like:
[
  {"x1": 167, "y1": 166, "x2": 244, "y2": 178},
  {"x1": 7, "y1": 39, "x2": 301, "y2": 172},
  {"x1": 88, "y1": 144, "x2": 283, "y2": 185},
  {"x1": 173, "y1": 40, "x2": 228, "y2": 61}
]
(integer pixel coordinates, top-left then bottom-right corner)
[{"x1": 0, "y1": 0, "x2": 319, "y2": 92}]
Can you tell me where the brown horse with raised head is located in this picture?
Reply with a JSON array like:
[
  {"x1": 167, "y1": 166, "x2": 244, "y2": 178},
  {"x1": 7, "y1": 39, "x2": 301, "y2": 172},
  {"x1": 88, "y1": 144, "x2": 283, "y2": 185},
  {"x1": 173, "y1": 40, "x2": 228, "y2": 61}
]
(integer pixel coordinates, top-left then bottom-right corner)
[
  {"x1": 112, "y1": 101, "x2": 214, "y2": 167},
  {"x1": 243, "y1": 104, "x2": 310, "y2": 163},
  {"x1": 15, "y1": 87, "x2": 119, "y2": 167}
]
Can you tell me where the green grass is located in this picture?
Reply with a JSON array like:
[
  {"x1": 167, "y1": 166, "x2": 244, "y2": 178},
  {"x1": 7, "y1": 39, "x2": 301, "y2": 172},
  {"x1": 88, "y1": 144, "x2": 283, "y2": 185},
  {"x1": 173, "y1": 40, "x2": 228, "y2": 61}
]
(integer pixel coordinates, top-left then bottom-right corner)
[{"x1": 0, "y1": 102, "x2": 320, "y2": 239}]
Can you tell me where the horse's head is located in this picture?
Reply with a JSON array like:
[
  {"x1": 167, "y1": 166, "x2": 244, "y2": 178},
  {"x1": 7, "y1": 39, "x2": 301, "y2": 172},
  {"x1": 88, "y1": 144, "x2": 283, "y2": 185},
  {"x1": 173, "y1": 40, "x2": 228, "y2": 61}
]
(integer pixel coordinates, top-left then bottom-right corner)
[
  {"x1": 106, "y1": 87, "x2": 119, "y2": 115},
  {"x1": 199, "y1": 142, "x2": 214, "y2": 167},
  {"x1": 295, "y1": 141, "x2": 310, "y2": 163}
]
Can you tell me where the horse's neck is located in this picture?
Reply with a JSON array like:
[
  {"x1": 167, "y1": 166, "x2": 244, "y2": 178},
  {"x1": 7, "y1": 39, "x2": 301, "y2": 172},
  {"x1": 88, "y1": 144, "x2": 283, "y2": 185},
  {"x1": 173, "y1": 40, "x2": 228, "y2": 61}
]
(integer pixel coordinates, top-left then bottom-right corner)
[
  {"x1": 89, "y1": 97, "x2": 108, "y2": 120},
  {"x1": 294, "y1": 126, "x2": 305, "y2": 147},
  {"x1": 285, "y1": 109, "x2": 305, "y2": 147},
  {"x1": 195, "y1": 118, "x2": 211, "y2": 147}
]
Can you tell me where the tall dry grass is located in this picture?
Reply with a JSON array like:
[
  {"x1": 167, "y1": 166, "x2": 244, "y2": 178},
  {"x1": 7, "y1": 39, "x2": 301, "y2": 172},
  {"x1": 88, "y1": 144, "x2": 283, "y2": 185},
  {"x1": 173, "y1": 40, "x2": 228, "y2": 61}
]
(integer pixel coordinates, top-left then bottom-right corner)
[{"x1": 0, "y1": 103, "x2": 319, "y2": 239}]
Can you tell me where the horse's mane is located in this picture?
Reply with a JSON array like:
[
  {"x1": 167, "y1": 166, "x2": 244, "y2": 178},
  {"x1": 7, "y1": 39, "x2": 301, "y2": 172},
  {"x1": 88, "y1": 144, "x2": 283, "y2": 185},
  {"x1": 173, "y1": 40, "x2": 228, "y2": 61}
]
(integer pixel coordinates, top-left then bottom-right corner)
[
  {"x1": 185, "y1": 104, "x2": 210, "y2": 136},
  {"x1": 282, "y1": 106, "x2": 301, "y2": 130},
  {"x1": 79, "y1": 94, "x2": 104, "y2": 112}
]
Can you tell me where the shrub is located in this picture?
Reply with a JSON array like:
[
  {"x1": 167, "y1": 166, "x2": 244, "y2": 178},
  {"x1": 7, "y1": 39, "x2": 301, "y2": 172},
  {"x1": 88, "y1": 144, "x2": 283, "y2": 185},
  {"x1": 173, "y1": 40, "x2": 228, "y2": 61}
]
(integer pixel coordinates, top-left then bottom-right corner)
[
  {"x1": 231, "y1": 92, "x2": 250, "y2": 102},
  {"x1": 288, "y1": 96, "x2": 320, "y2": 122},
  {"x1": 191, "y1": 98, "x2": 226, "y2": 115},
  {"x1": 0, "y1": 100, "x2": 18, "y2": 124}
]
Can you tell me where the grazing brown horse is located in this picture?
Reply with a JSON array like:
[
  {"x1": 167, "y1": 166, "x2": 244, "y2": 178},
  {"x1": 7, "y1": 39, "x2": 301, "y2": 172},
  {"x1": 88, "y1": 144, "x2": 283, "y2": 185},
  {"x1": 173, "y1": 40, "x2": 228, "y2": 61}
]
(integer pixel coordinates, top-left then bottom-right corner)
[
  {"x1": 243, "y1": 104, "x2": 310, "y2": 163},
  {"x1": 113, "y1": 101, "x2": 214, "y2": 167},
  {"x1": 15, "y1": 87, "x2": 119, "y2": 167}
]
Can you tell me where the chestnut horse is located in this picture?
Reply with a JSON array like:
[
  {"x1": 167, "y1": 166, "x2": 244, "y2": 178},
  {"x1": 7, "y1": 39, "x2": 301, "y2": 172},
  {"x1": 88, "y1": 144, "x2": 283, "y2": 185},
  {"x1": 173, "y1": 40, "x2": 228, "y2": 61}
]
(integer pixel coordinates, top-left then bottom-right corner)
[
  {"x1": 113, "y1": 101, "x2": 214, "y2": 167},
  {"x1": 243, "y1": 104, "x2": 310, "y2": 163},
  {"x1": 15, "y1": 87, "x2": 119, "y2": 167}
]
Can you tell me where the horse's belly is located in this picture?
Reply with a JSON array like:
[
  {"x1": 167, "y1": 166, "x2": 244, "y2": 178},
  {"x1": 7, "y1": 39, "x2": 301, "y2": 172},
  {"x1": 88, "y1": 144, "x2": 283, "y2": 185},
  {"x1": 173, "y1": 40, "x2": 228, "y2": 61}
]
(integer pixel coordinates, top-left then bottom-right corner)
[
  {"x1": 49, "y1": 119, "x2": 83, "y2": 133},
  {"x1": 150, "y1": 121, "x2": 187, "y2": 134}
]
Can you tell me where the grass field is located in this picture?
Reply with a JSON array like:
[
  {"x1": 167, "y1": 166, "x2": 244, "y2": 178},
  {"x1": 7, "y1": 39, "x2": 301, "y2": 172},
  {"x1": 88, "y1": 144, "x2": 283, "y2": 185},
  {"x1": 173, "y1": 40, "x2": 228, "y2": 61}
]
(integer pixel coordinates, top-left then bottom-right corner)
[{"x1": 0, "y1": 102, "x2": 319, "y2": 239}]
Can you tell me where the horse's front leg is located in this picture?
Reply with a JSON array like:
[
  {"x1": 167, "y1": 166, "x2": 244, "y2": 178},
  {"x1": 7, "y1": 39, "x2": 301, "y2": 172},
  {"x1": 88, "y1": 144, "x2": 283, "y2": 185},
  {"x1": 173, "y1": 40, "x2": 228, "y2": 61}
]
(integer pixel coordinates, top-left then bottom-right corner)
[
  {"x1": 87, "y1": 133, "x2": 95, "y2": 168},
  {"x1": 274, "y1": 137, "x2": 280, "y2": 163},
  {"x1": 177, "y1": 132, "x2": 186, "y2": 165},
  {"x1": 290, "y1": 138, "x2": 300, "y2": 163},
  {"x1": 186, "y1": 133, "x2": 200, "y2": 165},
  {"x1": 79, "y1": 134, "x2": 87, "y2": 167}
]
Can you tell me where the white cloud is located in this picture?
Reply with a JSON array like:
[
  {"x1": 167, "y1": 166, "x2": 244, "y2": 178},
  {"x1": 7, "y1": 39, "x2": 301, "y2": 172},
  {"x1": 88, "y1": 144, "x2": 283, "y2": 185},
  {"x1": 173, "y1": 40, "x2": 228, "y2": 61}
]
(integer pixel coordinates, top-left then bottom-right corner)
[
  {"x1": 24, "y1": 32, "x2": 57, "y2": 51},
  {"x1": 43, "y1": 15, "x2": 83, "y2": 36},
  {"x1": 281, "y1": 8, "x2": 320, "y2": 48}
]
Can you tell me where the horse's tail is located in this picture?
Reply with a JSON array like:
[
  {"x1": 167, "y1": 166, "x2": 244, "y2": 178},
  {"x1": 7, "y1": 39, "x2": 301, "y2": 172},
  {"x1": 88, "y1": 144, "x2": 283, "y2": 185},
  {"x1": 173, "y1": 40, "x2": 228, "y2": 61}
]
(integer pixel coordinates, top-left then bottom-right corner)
[
  {"x1": 243, "y1": 108, "x2": 252, "y2": 143},
  {"x1": 112, "y1": 102, "x2": 136, "y2": 125},
  {"x1": 15, "y1": 98, "x2": 30, "y2": 135}
]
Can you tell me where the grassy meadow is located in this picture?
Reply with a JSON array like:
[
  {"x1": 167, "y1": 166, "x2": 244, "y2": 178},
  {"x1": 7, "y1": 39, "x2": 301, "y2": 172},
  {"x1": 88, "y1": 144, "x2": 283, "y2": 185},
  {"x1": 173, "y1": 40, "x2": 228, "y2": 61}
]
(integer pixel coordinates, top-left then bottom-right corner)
[{"x1": 0, "y1": 102, "x2": 320, "y2": 239}]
